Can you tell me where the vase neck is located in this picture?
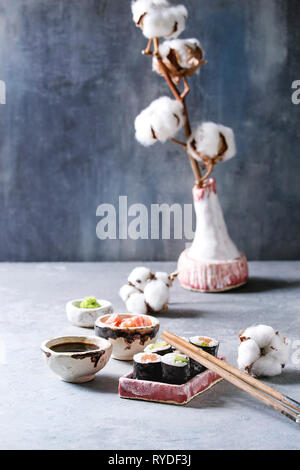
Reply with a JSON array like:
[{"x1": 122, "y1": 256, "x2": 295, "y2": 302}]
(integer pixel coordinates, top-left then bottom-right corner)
[{"x1": 193, "y1": 178, "x2": 217, "y2": 203}]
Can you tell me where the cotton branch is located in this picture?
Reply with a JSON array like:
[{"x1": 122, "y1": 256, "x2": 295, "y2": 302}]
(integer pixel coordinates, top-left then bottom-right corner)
[{"x1": 150, "y1": 37, "x2": 203, "y2": 187}]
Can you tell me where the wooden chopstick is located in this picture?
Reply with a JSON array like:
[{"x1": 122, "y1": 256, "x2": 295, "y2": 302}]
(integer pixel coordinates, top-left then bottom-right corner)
[
  {"x1": 162, "y1": 331, "x2": 300, "y2": 424},
  {"x1": 164, "y1": 330, "x2": 300, "y2": 414}
]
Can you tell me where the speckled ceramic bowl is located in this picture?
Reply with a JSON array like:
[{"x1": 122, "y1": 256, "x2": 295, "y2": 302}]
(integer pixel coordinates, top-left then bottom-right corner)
[
  {"x1": 66, "y1": 299, "x2": 113, "y2": 328},
  {"x1": 40, "y1": 335, "x2": 112, "y2": 383},
  {"x1": 94, "y1": 314, "x2": 160, "y2": 360}
]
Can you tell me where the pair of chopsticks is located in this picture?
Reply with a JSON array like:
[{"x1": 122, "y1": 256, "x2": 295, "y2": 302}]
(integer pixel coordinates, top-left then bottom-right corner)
[{"x1": 162, "y1": 331, "x2": 300, "y2": 424}]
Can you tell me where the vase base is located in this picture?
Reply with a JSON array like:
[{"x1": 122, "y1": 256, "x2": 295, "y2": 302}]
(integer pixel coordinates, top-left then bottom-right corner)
[{"x1": 177, "y1": 251, "x2": 248, "y2": 293}]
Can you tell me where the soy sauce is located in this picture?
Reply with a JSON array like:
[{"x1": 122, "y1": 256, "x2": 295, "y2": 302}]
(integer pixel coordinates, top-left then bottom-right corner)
[{"x1": 51, "y1": 342, "x2": 100, "y2": 353}]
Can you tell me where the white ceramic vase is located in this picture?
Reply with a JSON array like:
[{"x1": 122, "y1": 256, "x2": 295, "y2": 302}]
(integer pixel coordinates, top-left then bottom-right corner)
[{"x1": 178, "y1": 178, "x2": 248, "y2": 292}]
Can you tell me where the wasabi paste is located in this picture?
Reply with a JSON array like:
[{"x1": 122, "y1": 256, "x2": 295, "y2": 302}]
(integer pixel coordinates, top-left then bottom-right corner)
[{"x1": 80, "y1": 296, "x2": 101, "y2": 309}]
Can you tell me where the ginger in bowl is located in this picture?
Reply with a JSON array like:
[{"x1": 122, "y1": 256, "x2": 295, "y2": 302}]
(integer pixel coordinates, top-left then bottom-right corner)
[{"x1": 94, "y1": 313, "x2": 160, "y2": 360}]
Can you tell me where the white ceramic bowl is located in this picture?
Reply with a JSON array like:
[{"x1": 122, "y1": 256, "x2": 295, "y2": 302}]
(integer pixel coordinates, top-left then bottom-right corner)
[
  {"x1": 94, "y1": 313, "x2": 160, "y2": 360},
  {"x1": 40, "y1": 335, "x2": 112, "y2": 383},
  {"x1": 66, "y1": 299, "x2": 113, "y2": 328}
]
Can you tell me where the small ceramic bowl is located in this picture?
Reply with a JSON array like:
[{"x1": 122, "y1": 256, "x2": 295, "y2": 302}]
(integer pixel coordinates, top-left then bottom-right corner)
[
  {"x1": 40, "y1": 335, "x2": 112, "y2": 383},
  {"x1": 66, "y1": 299, "x2": 113, "y2": 328},
  {"x1": 94, "y1": 313, "x2": 160, "y2": 360}
]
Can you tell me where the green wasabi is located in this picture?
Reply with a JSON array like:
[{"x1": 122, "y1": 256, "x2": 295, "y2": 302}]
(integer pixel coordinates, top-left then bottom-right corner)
[{"x1": 80, "y1": 296, "x2": 101, "y2": 309}]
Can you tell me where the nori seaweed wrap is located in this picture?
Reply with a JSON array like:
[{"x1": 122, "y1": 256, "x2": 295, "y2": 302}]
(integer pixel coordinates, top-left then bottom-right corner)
[
  {"x1": 189, "y1": 336, "x2": 219, "y2": 377},
  {"x1": 133, "y1": 352, "x2": 162, "y2": 382},
  {"x1": 161, "y1": 353, "x2": 190, "y2": 385}
]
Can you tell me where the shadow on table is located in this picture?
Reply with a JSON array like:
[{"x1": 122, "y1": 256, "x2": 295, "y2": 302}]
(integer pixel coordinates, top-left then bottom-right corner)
[
  {"x1": 187, "y1": 369, "x2": 300, "y2": 414},
  {"x1": 159, "y1": 307, "x2": 202, "y2": 319},
  {"x1": 230, "y1": 277, "x2": 300, "y2": 294},
  {"x1": 185, "y1": 380, "x2": 258, "y2": 411},
  {"x1": 262, "y1": 369, "x2": 300, "y2": 386},
  {"x1": 76, "y1": 373, "x2": 119, "y2": 394}
]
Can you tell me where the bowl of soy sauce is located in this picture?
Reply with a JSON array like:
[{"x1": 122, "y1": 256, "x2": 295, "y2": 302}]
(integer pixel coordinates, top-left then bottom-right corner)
[{"x1": 40, "y1": 335, "x2": 112, "y2": 383}]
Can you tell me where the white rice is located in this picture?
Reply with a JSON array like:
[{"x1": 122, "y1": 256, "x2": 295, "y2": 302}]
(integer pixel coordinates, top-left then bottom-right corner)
[
  {"x1": 161, "y1": 352, "x2": 189, "y2": 367},
  {"x1": 134, "y1": 352, "x2": 161, "y2": 364},
  {"x1": 144, "y1": 341, "x2": 170, "y2": 353},
  {"x1": 189, "y1": 336, "x2": 219, "y2": 347}
]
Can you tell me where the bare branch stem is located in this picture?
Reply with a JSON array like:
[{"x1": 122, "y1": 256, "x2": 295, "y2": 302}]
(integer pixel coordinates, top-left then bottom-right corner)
[{"x1": 169, "y1": 137, "x2": 187, "y2": 148}]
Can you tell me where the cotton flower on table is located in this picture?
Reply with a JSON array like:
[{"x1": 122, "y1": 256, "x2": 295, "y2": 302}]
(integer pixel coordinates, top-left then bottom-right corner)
[
  {"x1": 187, "y1": 122, "x2": 237, "y2": 164},
  {"x1": 127, "y1": 266, "x2": 153, "y2": 290},
  {"x1": 153, "y1": 38, "x2": 205, "y2": 84},
  {"x1": 237, "y1": 324, "x2": 290, "y2": 377},
  {"x1": 144, "y1": 279, "x2": 170, "y2": 311},
  {"x1": 131, "y1": 0, "x2": 187, "y2": 39},
  {"x1": 119, "y1": 266, "x2": 175, "y2": 314},
  {"x1": 135, "y1": 96, "x2": 184, "y2": 147}
]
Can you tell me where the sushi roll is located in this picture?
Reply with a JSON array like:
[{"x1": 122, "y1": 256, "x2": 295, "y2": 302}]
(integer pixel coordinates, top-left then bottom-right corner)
[
  {"x1": 133, "y1": 352, "x2": 162, "y2": 382},
  {"x1": 189, "y1": 336, "x2": 219, "y2": 356},
  {"x1": 144, "y1": 341, "x2": 173, "y2": 356},
  {"x1": 161, "y1": 353, "x2": 190, "y2": 385},
  {"x1": 189, "y1": 336, "x2": 220, "y2": 377}
]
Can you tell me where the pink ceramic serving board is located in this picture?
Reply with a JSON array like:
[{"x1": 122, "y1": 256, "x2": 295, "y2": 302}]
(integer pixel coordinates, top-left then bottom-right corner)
[{"x1": 119, "y1": 358, "x2": 224, "y2": 405}]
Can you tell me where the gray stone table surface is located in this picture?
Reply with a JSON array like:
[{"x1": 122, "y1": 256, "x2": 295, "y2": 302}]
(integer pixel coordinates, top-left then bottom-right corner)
[{"x1": 1, "y1": 261, "x2": 300, "y2": 450}]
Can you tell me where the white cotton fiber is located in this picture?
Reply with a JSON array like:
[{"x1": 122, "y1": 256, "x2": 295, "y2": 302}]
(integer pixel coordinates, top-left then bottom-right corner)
[
  {"x1": 135, "y1": 4, "x2": 188, "y2": 39},
  {"x1": 119, "y1": 284, "x2": 139, "y2": 302},
  {"x1": 188, "y1": 122, "x2": 221, "y2": 160},
  {"x1": 155, "y1": 38, "x2": 202, "y2": 69},
  {"x1": 218, "y1": 124, "x2": 237, "y2": 161},
  {"x1": 135, "y1": 96, "x2": 184, "y2": 147},
  {"x1": 264, "y1": 334, "x2": 290, "y2": 366},
  {"x1": 241, "y1": 325, "x2": 275, "y2": 349},
  {"x1": 155, "y1": 271, "x2": 172, "y2": 287},
  {"x1": 251, "y1": 355, "x2": 283, "y2": 377},
  {"x1": 237, "y1": 339, "x2": 261, "y2": 372},
  {"x1": 187, "y1": 122, "x2": 236, "y2": 162},
  {"x1": 237, "y1": 324, "x2": 289, "y2": 377},
  {"x1": 128, "y1": 266, "x2": 152, "y2": 290},
  {"x1": 131, "y1": 0, "x2": 169, "y2": 25},
  {"x1": 144, "y1": 279, "x2": 169, "y2": 311},
  {"x1": 126, "y1": 292, "x2": 147, "y2": 315}
]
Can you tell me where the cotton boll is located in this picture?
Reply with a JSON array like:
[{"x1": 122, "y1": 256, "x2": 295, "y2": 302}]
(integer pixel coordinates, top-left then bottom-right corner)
[
  {"x1": 128, "y1": 266, "x2": 152, "y2": 290},
  {"x1": 135, "y1": 97, "x2": 184, "y2": 147},
  {"x1": 251, "y1": 355, "x2": 283, "y2": 377},
  {"x1": 264, "y1": 334, "x2": 290, "y2": 367},
  {"x1": 140, "y1": 5, "x2": 188, "y2": 39},
  {"x1": 237, "y1": 339, "x2": 261, "y2": 372},
  {"x1": 131, "y1": 0, "x2": 169, "y2": 25},
  {"x1": 126, "y1": 292, "x2": 147, "y2": 315},
  {"x1": 187, "y1": 122, "x2": 236, "y2": 163},
  {"x1": 134, "y1": 107, "x2": 157, "y2": 146},
  {"x1": 188, "y1": 122, "x2": 221, "y2": 161},
  {"x1": 155, "y1": 271, "x2": 172, "y2": 287},
  {"x1": 153, "y1": 38, "x2": 204, "y2": 81},
  {"x1": 159, "y1": 38, "x2": 203, "y2": 68},
  {"x1": 119, "y1": 284, "x2": 139, "y2": 302},
  {"x1": 238, "y1": 325, "x2": 289, "y2": 377},
  {"x1": 144, "y1": 279, "x2": 169, "y2": 312},
  {"x1": 241, "y1": 324, "x2": 275, "y2": 349},
  {"x1": 217, "y1": 125, "x2": 237, "y2": 161}
]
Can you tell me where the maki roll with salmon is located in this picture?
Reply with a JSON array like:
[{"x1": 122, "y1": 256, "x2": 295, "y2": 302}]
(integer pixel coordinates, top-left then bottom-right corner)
[
  {"x1": 189, "y1": 336, "x2": 220, "y2": 377},
  {"x1": 144, "y1": 341, "x2": 173, "y2": 356},
  {"x1": 161, "y1": 353, "x2": 190, "y2": 385},
  {"x1": 133, "y1": 352, "x2": 162, "y2": 382}
]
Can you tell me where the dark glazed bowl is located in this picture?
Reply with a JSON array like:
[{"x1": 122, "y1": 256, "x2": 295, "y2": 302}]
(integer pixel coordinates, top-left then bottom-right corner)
[{"x1": 94, "y1": 313, "x2": 160, "y2": 360}]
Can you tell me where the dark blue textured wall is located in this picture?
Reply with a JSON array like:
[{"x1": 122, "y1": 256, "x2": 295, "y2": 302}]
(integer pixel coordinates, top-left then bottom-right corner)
[{"x1": 0, "y1": 0, "x2": 299, "y2": 261}]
